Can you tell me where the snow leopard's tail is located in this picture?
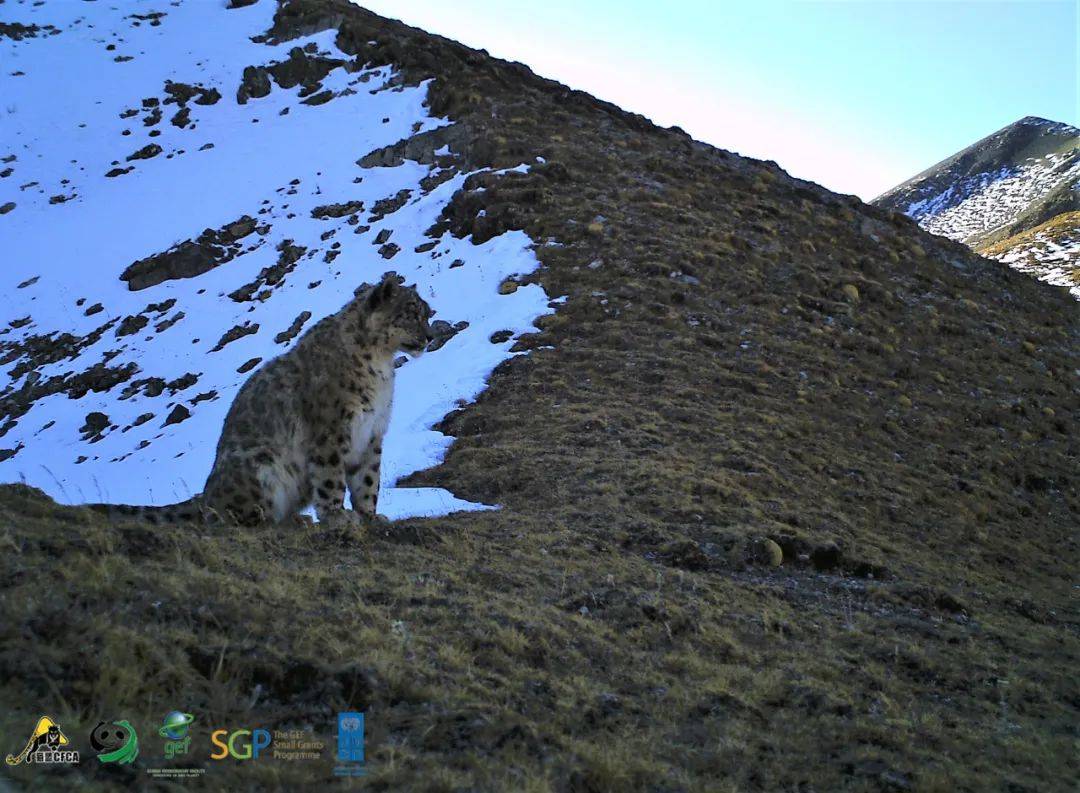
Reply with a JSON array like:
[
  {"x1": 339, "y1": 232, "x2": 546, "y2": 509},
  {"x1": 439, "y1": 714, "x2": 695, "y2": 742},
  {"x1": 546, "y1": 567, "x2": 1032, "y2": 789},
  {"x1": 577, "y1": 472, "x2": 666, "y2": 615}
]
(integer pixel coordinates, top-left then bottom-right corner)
[{"x1": 86, "y1": 497, "x2": 209, "y2": 525}]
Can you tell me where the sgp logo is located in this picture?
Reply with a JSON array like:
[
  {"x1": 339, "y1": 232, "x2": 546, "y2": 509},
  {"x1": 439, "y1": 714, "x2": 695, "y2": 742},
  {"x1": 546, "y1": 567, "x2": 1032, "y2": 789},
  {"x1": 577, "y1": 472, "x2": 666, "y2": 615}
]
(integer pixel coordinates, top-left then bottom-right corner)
[{"x1": 209, "y1": 729, "x2": 271, "y2": 760}]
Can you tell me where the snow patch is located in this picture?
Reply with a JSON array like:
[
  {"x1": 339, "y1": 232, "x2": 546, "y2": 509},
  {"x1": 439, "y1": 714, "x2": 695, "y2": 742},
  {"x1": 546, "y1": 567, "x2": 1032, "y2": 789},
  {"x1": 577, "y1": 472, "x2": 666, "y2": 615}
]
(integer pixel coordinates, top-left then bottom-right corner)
[{"x1": 0, "y1": 1, "x2": 555, "y2": 519}]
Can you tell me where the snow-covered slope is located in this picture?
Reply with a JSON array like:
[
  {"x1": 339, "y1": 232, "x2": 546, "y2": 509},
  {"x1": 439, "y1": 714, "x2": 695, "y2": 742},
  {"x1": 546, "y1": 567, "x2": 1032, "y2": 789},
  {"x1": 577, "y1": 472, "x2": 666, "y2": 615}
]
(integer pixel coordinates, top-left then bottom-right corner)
[
  {"x1": 0, "y1": 1, "x2": 554, "y2": 518},
  {"x1": 874, "y1": 116, "x2": 1079, "y2": 298}
]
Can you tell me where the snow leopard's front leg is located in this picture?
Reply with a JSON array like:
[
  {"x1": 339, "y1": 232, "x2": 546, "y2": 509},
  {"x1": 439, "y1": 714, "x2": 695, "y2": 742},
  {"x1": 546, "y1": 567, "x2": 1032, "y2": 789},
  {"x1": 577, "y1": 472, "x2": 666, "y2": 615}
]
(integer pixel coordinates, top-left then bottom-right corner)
[{"x1": 348, "y1": 440, "x2": 382, "y2": 519}]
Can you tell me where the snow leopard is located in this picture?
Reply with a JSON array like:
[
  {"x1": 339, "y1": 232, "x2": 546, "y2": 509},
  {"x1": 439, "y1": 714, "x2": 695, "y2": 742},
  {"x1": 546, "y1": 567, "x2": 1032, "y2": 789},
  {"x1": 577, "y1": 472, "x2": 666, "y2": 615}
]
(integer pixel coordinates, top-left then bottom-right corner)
[{"x1": 92, "y1": 275, "x2": 433, "y2": 531}]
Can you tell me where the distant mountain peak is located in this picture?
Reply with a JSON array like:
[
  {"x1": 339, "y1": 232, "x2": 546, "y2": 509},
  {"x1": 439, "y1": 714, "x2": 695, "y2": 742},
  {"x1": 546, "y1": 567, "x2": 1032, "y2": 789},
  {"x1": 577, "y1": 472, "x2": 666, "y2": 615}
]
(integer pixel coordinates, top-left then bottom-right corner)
[
  {"x1": 1015, "y1": 115, "x2": 1078, "y2": 134},
  {"x1": 874, "y1": 115, "x2": 1079, "y2": 298}
]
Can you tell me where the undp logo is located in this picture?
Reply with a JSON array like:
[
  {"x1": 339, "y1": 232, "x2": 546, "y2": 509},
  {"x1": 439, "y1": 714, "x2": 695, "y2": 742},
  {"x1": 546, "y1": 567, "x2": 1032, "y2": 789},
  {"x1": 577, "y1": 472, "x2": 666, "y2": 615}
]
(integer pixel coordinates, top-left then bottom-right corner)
[{"x1": 333, "y1": 712, "x2": 366, "y2": 777}]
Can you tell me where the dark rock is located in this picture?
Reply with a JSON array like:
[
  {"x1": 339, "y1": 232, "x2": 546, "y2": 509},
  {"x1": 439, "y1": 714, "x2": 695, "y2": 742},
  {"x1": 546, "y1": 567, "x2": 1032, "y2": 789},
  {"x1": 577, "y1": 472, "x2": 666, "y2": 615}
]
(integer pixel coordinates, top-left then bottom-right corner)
[
  {"x1": 301, "y1": 89, "x2": 333, "y2": 106},
  {"x1": 126, "y1": 143, "x2": 162, "y2": 161},
  {"x1": 171, "y1": 106, "x2": 191, "y2": 127},
  {"x1": 368, "y1": 189, "x2": 412, "y2": 220},
  {"x1": 266, "y1": 47, "x2": 344, "y2": 91},
  {"x1": 211, "y1": 322, "x2": 259, "y2": 352},
  {"x1": 237, "y1": 65, "x2": 272, "y2": 104},
  {"x1": 121, "y1": 215, "x2": 260, "y2": 290},
  {"x1": 166, "y1": 372, "x2": 199, "y2": 393},
  {"x1": 115, "y1": 314, "x2": 149, "y2": 337},
  {"x1": 274, "y1": 311, "x2": 312, "y2": 344},
  {"x1": 810, "y1": 542, "x2": 843, "y2": 571},
  {"x1": 311, "y1": 201, "x2": 363, "y2": 219},
  {"x1": 427, "y1": 319, "x2": 467, "y2": 352},
  {"x1": 79, "y1": 411, "x2": 110, "y2": 440},
  {"x1": 163, "y1": 404, "x2": 191, "y2": 426}
]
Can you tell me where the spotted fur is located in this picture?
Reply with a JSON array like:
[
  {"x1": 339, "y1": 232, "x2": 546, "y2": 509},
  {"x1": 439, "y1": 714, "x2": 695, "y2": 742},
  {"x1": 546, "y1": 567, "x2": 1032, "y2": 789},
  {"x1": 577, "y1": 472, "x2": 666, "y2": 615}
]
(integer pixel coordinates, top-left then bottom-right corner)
[{"x1": 91, "y1": 275, "x2": 433, "y2": 530}]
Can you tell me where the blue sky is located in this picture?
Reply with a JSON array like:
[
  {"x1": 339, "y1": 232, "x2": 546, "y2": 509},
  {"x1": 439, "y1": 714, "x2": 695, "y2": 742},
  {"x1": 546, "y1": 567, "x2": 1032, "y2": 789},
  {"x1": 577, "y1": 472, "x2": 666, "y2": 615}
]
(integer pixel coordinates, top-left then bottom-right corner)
[{"x1": 359, "y1": 0, "x2": 1078, "y2": 200}]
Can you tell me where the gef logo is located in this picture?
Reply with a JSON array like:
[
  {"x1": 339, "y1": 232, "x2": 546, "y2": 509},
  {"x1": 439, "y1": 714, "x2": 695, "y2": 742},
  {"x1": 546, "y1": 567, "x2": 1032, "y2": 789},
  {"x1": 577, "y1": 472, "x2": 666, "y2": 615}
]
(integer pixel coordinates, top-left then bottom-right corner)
[{"x1": 209, "y1": 729, "x2": 271, "y2": 760}]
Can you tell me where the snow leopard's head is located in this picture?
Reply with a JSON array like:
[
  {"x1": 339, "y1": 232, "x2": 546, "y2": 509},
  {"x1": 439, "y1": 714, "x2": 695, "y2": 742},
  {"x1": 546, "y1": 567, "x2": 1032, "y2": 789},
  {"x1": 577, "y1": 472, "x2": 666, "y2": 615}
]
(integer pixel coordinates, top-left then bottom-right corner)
[{"x1": 361, "y1": 275, "x2": 434, "y2": 354}]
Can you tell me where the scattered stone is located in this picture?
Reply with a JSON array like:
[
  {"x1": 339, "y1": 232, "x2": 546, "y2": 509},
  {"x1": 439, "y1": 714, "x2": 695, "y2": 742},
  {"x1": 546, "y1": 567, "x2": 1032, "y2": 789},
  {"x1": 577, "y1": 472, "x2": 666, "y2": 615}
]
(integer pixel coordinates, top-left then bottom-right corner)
[
  {"x1": 810, "y1": 542, "x2": 842, "y2": 571},
  {"x1": 368, "y1": 189, "x2": 412, "y2": 220},
  {"x1": 489, "y1": 329, "x2": 514, "y2": 344},
  {"x1": 274, "y1": 311, "x2": 311, "y2": 344},
  {"x1": 155, "y1": 312, "x2": 185, "y2": 333},
  {"x1": 228, "y1": 240, "x2": 305, "y2": 301},
  {"x1": 427, "y1": 320, "x2": 468, "y2": 352},
  {"x1": 301, "y1": 90, "x2": 333, "y2": 106},
  {"x1": 311, "y1": 201, "x2": 363, "y2": 219},
  {"x1": 223, "y1": 215, "x2": 257, "y2": 240},
  {"x1": 167, "y1": 372, "x2": 199, "y2": 393},
  {"x1": 162, "y1": 404, "x2": 191, "y2": 426},
  {"x1": 171, "y1": 106, "x2": 191, "y2": 127},
  {"x1": 126, "y1": 143, "x2": 162, "y2": 161},
  {"x1": 743, "y1": 537, "x2": 783, "y2": 567},
  {"x1": 211, "y1": 321, "x2": 259, "y2": 352},
  {"x1": 0, "y1": 22, "x2": 40, "y2": 41},
  {"x1": 0, "y1": 202, "x2": 15, "y2": 214},
  {"x1": 79, "y1": 411, "x2": 110, "y2": 441},
  {"x1": 194, "y1": 87, "x2": 221, "y2": 105},
  {"x1": 0, "y1": 446, "x2": 22, "y2": 462},
  {"x1": 163, "y1": 80, "x2": 219, "y2": 107},
  {"x1": 122, "y1": 215, "x2": 263, "y2": 290},
  {"x1": 664, "y1": 540, "x2": 711, "y2": 571},
  {"x1": 115, "y1": 314, "x2": 149, "y2": 337},
  {"x1": 237, "y1": 357, "x2": 262, "y2": 374}
]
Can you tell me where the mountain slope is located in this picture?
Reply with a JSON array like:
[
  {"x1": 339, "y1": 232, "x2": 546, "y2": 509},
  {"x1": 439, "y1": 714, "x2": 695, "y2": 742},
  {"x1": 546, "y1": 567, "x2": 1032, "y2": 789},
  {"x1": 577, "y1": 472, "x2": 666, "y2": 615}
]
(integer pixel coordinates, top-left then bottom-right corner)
[
  {"x1": 874, "y1": 116, "x2": 1080, "y2": 296},
  {"x1": 1, "y1": 1, "x2": 1077, "y2": 791},
  {"x1": 0, "y1": 0, "x2": 553, "y2": 518}
]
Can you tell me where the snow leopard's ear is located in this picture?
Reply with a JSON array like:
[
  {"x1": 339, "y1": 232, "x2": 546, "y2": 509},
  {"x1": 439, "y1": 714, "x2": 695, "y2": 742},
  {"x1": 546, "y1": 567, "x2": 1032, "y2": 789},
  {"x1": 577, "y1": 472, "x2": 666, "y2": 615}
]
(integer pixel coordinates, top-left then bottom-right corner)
[{"x1": 366, "y1": 277, "x2": 396, "y2": 311}]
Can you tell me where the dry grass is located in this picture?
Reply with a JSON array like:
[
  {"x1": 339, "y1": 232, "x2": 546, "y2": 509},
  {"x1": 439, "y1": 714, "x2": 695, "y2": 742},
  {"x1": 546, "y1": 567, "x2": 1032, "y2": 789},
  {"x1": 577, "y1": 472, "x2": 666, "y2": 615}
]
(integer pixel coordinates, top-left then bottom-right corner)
[{"x1": 1, "y1": 1, "x2": 1077, "y2": 790}]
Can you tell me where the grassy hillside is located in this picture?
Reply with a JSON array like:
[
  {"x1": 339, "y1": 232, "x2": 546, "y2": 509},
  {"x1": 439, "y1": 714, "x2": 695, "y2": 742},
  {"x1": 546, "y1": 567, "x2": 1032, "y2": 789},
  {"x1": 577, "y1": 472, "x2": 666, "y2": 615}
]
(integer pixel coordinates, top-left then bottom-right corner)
[
  {"x1": 976, "y1": 211, "x2": 1080, "y2": 298},
  {"x1": 1, "y1": 1, "x2": 1077, "y2": 790}
]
